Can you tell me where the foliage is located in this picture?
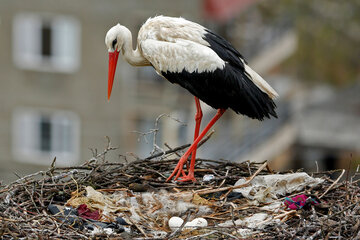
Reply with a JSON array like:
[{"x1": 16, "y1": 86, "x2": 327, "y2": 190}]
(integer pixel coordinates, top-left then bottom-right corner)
[
  {"x1": 236, "y1": 0, "x2": 360, "y2": 85},
  {"x1": 291, "y1": 0, "x2": 360, "y2": 85}
]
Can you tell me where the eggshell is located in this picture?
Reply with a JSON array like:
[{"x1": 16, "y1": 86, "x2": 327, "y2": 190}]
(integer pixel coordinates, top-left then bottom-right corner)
[
  {"x1": 185, "y1": 218, "x2": 208, "y2": 228},
  {"x1": 168, "y1": 217, "x2": 208, "y2": 231}
]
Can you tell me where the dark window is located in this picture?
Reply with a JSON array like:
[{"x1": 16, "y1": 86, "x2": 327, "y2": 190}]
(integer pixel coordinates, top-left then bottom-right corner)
[
  {"x1": 41, "y1": 23, "x2": 52, "y2": 57},
  {"x1": 58, "y1": 121, "x2": 73, "y2": 152},
  {"x1": 40, "y1": 116, "x2": 51, "y2": 152}
]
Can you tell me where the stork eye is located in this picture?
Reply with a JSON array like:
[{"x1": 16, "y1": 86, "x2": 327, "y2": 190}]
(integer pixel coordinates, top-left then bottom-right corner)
[{"x1": 112, "y1": 39, "x2": 117, "y2": 49}]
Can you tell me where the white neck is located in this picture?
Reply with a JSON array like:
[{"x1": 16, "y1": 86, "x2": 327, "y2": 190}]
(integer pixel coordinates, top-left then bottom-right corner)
[{"x1": 121, "y1": 28, "x2": 150, "y2": 66}]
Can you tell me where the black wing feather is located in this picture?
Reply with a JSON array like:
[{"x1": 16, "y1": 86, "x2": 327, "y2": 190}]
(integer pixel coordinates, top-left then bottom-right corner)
[
  {"x1": 204, "y1": 30, "x2": 247, "y2": 68},
  {"x1": 160, "y1": 29, "x2": 277, "y2": 120},
  {"x1": 162, "y1": 64, "x2": 277, "y2": 120}
]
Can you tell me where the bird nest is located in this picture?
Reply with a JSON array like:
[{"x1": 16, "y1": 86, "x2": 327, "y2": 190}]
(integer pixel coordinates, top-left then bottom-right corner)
[{"x1": 0, "y1": 138, "x2": 359, "y2": 239}]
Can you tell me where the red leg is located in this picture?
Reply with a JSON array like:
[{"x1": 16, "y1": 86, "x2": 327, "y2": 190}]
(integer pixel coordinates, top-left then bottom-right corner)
[
  {"x1": 185, "y1": 97, "x2": 203, "y2": 172},
  {"x1": 166, "y1": 108, "x2": 226, "y2": 182}
]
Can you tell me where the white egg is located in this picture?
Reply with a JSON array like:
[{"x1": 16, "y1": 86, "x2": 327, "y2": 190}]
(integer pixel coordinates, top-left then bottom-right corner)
[{"x1": 168, "y1": 216, "x2": 184, "y2": 231}]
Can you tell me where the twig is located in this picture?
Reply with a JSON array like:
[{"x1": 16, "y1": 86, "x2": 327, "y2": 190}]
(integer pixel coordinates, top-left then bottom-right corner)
[
  {"x1": 22, "y1": 184, "x2": 40, "y2": 214},
  {"x1": 319, "y1": 169, "x2": 345, "y2": 199},
  {"x1": 230, "y1": 202, "x2": 236, "y2": 226},
  {"x1": 167, "y1": 209, "x2": 194, "y2": 239},
  {"x1": 246, "y1": 161, "x2": 252, "y2": 175},
  {"x1": 145, "y1": 130, "x2": 215, "y2": 160},
  {"x1": 128, "y1": 218, "x2": 148, "y2": 238},
  {"x1": 194, "y1": 161, "x2": 267, "y2": 196},
  {"x1": 324, "y1": 202, "x2": 359, "y2": 220},
  {"x1": 185, "y1": 230, "x2": 217, "y2": 239},
  {"x1": 164, "y1": 143, "x2": 182, "y2": 158},
  {"x1": 218, "y1": 169, "x2": 230, "y2": 188},
  {"x1": 145, "y1": 143, "x2": 191, "y2": 160},
  {"x1": 214, "y1": 230, "x2": 239, "y2": 239}
]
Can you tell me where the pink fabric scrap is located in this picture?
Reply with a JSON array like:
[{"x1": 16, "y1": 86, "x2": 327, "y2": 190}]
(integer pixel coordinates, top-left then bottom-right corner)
[
  {"x1": 77, "y1": 204, "x2": 100, "y2": 220},
  {"x1": 284, "y1": 194, "x2": 316, "y2": 210}
]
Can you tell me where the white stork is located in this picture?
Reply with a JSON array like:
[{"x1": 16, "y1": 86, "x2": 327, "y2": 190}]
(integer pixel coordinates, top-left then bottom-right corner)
[{"x1": 105, "y1": 16, "x2": 278, "y2": 182}]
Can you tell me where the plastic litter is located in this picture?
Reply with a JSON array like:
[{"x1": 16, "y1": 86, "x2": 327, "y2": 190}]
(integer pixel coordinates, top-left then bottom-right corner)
[
  {"x1": 48, "y1": 204, "x2": 126, "y2": 233},
  {"x1": 233, "y1": 172, "x2": 324, "y2": 203},
  {"x1": 284, "y1": 194, "x2": 319, "y2": 210},
  {"x1": 202, "y1": 174, "x2": 215, "y2": 182}
]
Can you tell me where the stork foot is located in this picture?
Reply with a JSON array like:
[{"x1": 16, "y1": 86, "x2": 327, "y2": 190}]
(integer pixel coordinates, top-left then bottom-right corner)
[
  {"x1": 166, "y1": 156, "x2": 189, "y2": 182},
  {"x1": 177, "y1": 173, "x2": 196, "y2": 182},
  {"x1": 166, "y1": 160, "x2": 196, "y2": 182}
]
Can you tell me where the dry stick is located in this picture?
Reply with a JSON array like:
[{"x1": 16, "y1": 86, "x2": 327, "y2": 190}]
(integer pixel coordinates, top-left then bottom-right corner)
[
  {"x1": 22, "y1": 184, "x2": 40, "y2": 214},
  {"x1": 142, "y1": 144, "x2": 189, "y2": 161},
  {"x1": 257, "y1": 210, "x2": 297, "y2": 227},
  {"x1": 151, "y1": 113, "x2": 184, "y2": 156},
  {"x1": 213, "y1": 230, "x2": 239, "y2": 239},
  {"x1": 324, "y1": 202, "x2": 359, "y2": 220},
  {"x1": 164, "y1": 143, "x2": 182, "y2": 158},
  {"x1": 6, "y1": 171, "x2": 46, "y2": 189},
  {"x1": 167, "y1": 209, "x2": 194, "y2": 239},
  {"x1": 133, "y1": 113, "x2": 186, "y2": 157},
  {"x1": 145, "y1": 130, "x2": 215, "y2": 161},
  {"x1": 185, "y1": 230, "x2": 217, "y2": 240},
  {"x1": 246, "y1": 161, "x2": 252, "y2": 175},
  {"x1": 319, "y1": 169, "x2": 345, "y2": 199},
  {"x1": 185, "y1": 230, "x2": 238, "y2": 240},
  {"x1": 0, "y1": 214, "x2": 47, "y2": 223},
  {"x1": 229, "y1": 202, "x2": 237, "y2": 226},
  {"x1": 128, "y1": 218, "x2": 148, "y2": 238},
  {"x1": 218, "y1": 169, "x2": 230, "y2": 188},
  {"x1": 134, "y1": 165, "x2": 167, "y2": 179},
  {"x1": 194, "y1": 161, "x2": 267, "y2": 197},
  {"x1": 86, "y1": 136, "x2": 118, "y2": 164}
]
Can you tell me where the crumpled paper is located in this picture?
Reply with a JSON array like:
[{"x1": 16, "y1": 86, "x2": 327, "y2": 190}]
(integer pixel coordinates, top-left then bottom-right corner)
[
  {"x1": 66, "y1": 186, "x2": 129, "y2": 214},
  {"x1": 233, "y1": 172, "x2": 324, "y2": 203}
]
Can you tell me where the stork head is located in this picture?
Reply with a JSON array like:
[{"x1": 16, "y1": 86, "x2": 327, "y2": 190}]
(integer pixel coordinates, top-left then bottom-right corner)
[{"x1": 105, "y1": 24, "x2": 127, "y2": 100}]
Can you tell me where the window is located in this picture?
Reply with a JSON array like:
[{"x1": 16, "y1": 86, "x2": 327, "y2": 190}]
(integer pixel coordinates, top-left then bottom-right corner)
[
  {"x1": 41, "y1": 23, "x2": 52, "y2": 57},
  {"x1": 12, "y1": 13, "x2": 81, "y2": 73},
  {"x1": 40, "y1": 116, "x2": 52, "y2": 152},
  {"x1": 12, "y1": 108, "x2": 80, "y2": 166}
]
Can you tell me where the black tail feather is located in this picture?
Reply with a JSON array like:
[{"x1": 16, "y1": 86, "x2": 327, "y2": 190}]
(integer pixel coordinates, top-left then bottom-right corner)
[{"x1": 162, "y1": 63, "x2": 277, "y2": 121}]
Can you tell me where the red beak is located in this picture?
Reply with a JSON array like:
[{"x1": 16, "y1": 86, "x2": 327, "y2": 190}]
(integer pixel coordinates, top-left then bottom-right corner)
[{"x1": 108, "y1": 51, "x2": 119, "y2": 101}]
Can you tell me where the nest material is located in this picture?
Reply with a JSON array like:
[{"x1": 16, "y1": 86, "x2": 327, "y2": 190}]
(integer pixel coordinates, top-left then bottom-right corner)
[{"x1": 0, "y1": 141, "x2": 359, "y2": 239}]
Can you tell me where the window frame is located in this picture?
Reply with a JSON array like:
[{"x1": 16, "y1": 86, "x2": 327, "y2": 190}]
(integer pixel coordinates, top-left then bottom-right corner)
[
  {"x1": 12, "y1": 12, "x2": 81, "y2": 73},
  {"x1": 12, "y1": 108, "x2": 81, "y2": 166}
]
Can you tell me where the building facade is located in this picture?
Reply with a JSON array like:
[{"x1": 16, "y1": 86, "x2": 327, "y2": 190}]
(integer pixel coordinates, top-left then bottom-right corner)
[{"x1": 0, "y1": 0, "x2": 202, "y2": 182}]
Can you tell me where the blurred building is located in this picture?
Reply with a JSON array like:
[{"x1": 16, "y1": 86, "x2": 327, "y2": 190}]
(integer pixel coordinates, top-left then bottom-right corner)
[
  {"x1": 1, "y1": 0, "x2": 358, "y2": 183},
  {"x1": 198, "y1": 0, "x2": 298, "y2": 170},
  {"x1": 295, "y1": 84, "x2": 360, "y2": 171},
  {"x1": 201, "y1": 1, "x2": 360, "y2": 173},
  {"x1": 0, "y1": 0, "x2": 203, "y2": 182}
]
